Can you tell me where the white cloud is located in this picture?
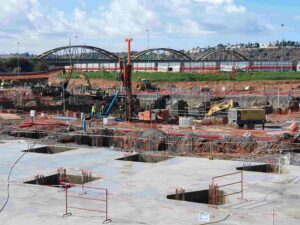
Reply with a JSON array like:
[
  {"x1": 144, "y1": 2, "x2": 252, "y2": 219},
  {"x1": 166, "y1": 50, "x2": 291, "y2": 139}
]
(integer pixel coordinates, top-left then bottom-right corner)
[
  {"x1": 0, "y1": 0, "x2": 279, "y2": 53},
  {"x1": 0, "y1": 0, "x2": 30, "y2": 24},
  {"x1": 165, "y1": 0, "x2": 192, "y2": 16},
  {"x1": 98, "y1": 0, "x2": 159, "y2": 36},
  {"x1": 224, "y1": 4, "x2": 246, "y2": 13},
  {"x1": 193, "y1": 0, "x2": 246, "y2": 13}
]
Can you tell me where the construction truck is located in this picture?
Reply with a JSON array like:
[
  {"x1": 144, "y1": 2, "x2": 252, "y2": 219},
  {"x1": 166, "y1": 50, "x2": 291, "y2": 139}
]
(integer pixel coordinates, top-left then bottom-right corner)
[
  {"x1": 138, "y1": 109, "x2": 169, "y2": 122},
  {"x1": 228, "y1": 108, "x2": 266, "y2": 129},
  {"x1": 206, "y1": 100, "x2": 238, "y2": 117},
  {"x1": 136, "y1": 78, "x2": 156, "y2": 91},
  {"x1": 0, "y1": 80, "x2": 11, "y2": 88}
]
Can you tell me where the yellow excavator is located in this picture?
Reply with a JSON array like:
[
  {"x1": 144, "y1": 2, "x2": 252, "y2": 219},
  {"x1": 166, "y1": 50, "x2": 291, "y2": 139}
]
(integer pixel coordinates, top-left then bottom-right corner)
[
  {"x1": 79, "y1": 73, "x2": 92, "y2": 92},
  {"x1": 206, "y1": 100, "x2": 238, "y2": 117},
  {"x1": 78, "y1": 73, "x2": 104, "y2": 98},
  {"x1": 136, "y1": 77, "x2": 156, "y2": 91}
]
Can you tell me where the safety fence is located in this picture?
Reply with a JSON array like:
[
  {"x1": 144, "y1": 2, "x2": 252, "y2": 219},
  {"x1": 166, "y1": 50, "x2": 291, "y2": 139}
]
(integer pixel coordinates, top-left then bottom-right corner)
[
  {"x1": 209, "y1": 171, "x2": 243, "y2": 208},
  {"x1": 62, "y1": 182, "x2": 111, "y2": 223}
]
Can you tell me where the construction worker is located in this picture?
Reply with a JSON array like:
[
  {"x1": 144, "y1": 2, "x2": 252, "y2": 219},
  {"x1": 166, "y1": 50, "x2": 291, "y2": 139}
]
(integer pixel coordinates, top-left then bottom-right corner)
[
  {"x1": 100, "y1": 105, "x2": 105, "y2": 115},
  {"x1": 119, "y1": 105, "x2": 124, "y2": 119},
  {"x1": 91, "y1": 105, "x2": 96, "y2": 115},
  {"x1": 105, "y1": 90, "x2": 109, "y2": 98}
]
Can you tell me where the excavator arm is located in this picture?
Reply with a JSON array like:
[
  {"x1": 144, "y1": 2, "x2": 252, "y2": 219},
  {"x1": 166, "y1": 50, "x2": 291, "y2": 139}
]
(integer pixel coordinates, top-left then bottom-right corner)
[
  {"x1": 206, "y1": 100, "x2": 236, "y2": 117},
  {"x1": 79, "y1": 73, "x2": 92, "y2": 89},
  {"x1": 62, "y1": 66, "x2": 74, "y2": 89}
]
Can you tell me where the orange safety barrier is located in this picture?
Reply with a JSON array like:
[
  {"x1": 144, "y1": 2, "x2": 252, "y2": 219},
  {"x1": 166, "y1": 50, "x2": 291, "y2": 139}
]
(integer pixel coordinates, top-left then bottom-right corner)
[{"x1": 0, "y1": 70, "x2": 62, "y2": 80}]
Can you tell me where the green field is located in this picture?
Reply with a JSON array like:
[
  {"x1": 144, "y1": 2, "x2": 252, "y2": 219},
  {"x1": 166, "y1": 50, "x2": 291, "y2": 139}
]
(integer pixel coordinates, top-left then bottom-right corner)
[{"x1": 58, "y1": 71, "x2": 300, "y2": 82}]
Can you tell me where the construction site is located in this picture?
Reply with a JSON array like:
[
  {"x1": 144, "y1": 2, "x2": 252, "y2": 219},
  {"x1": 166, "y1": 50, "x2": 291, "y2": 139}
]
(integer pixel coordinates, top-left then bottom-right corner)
[{"x1": 1, "y1": 39, "x2": 300, "y2": 225}]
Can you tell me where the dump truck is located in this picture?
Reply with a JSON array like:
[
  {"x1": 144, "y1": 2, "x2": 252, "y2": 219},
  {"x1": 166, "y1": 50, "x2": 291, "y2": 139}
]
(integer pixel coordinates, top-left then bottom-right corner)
[{"x1": 228, "y1": 108, "x2": 266, "y2": 129}]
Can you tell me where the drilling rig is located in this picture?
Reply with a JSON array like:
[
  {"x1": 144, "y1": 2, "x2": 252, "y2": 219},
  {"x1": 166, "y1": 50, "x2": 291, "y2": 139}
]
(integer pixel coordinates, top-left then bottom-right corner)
[{"x1": 120, "y1": 38, "x2": 134, "y2": 121}]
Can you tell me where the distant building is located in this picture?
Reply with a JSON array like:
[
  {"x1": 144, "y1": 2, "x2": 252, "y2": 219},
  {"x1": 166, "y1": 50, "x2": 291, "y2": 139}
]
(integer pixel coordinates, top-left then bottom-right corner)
[
  {"x1": 188, "y1": 47, "x2": 205, "y2": 54},
  {"x1": 259, "y1": 42, "x2": 278, "y2": 49}
]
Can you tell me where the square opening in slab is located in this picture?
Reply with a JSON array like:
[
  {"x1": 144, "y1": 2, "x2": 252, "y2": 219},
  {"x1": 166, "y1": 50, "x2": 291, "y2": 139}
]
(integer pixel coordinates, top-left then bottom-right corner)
[
  {"x1": 116, "y1": 153, "x2": 171, "y2": 163},
  {"x1": 23, "y1": 146, "x2": 76, "y2": 154},
  {"x1": 167, "y1": 189, "x2": 226, "y2": 205},
  {"x1": 24, "y1": 174, "x2": 99, "y2": 188},
  {"x1": 236, "y1": 164, "x2": 277, "y2": 173},
  {"x1": 283, "y1": 149, "x2": 300, "y2": 153}
]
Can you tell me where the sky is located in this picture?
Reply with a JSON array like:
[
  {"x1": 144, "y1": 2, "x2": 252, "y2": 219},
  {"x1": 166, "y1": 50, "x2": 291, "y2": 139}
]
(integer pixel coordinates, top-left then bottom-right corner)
[{"x1": 0, "y1": 0, "x2": 299, "y2": 54}]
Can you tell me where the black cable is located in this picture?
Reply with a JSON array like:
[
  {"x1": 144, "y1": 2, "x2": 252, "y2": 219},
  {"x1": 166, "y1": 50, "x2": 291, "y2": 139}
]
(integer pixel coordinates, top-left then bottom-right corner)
[{"x1": 0, "y1": 152, "x2": 27, "y2": 213}]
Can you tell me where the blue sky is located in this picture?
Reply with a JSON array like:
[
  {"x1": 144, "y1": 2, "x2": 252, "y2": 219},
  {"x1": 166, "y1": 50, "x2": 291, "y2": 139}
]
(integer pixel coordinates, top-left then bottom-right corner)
[{"x1": 0, "y1": 0, "x2": 299, "y2": 54}]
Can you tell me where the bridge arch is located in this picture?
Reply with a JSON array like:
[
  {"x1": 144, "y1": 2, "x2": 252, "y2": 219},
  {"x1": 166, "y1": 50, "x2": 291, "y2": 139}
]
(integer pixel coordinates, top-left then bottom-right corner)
[
  {"x1": 197, "y1": 49, "x2": 248, "y2": 61},
  {"x1": 34, "y1": 45, "x2": 119, "y2": 64},
  {"x1": 132, "y1": 48, "x2": 191, "y2": 61}
]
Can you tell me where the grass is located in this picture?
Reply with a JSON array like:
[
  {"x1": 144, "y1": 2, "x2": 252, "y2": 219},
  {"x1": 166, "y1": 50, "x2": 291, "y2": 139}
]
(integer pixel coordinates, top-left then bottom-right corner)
[{"x1": 57, "y1": 71, "x2": 300, "y2": 82}]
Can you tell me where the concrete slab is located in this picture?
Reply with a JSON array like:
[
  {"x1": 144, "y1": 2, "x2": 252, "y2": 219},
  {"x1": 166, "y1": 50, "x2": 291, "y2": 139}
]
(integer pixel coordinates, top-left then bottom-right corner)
[{"x1": 0, "y1": 139, "x2": 299, "y2": 225}]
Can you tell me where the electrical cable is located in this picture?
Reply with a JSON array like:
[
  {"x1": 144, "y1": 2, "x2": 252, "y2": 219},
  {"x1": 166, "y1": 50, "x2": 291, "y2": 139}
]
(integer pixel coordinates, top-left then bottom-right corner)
[
  {"x1": 200, "y1": 207, "x2": 231, "y2": 225},
  {"x1": 0, "y1": 142, "x2": 35, "y2": 214}
]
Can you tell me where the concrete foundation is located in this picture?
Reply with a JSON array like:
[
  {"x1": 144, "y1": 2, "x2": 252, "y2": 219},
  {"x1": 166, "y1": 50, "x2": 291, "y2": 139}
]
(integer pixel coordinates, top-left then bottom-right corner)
[{"x1": 0, "y1": 140, "x2": 300, "y2": 225}]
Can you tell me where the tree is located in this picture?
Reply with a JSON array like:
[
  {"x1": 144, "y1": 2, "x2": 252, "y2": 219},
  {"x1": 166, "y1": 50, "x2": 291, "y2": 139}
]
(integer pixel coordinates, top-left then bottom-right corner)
[
  {"x1": 217, "y1": 43, "x2": 225, "y2": 49},
  {"x1": 32, "y1": 61, "x2": 49, "y2": 71},
  {"x1": 3, "y1": 57, "x2": 33, "y2": 72},
  {"x1": 0, "y1": 60, "x2": 8, "y2": 72}
]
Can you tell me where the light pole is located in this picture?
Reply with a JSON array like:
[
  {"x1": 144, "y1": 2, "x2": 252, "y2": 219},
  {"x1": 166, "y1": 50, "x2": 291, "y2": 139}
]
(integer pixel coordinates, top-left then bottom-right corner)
[
  {"x1": 281, "y1": 24, "x2": 284, "y2": 72},
  {"x1": 17, "y1": 42, "x2": 20, "y2": 76},
  {"x1": 146, "y1": 29, "x2": 149, "y2": 50},
  {"x1": 75, "y1": 35, "x2": 78, "y2": 45},
  {"x1": 146, "y1": 29, "x2": 150, "y2": 70}
]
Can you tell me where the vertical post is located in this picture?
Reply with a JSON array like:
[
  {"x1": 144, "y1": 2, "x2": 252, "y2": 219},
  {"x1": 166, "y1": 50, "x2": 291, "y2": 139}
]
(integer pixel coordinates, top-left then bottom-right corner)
[
  {"x1": 204, "y1": 92, "x2": 207, "y2": 117},
  {"x1": 241, "y1": 171, "x2": 244, "y2": 200},
  {"x1": 81, "y1": 170, "x2": 84, "y2": 193},
  {"x1": 211, "y1": 179, "x2": 215, "y2": 207},
  {"x1": 63, "y1": 83, "x2": 66, "y2": 112},
  {"x1": 278, "y1": 152, "x2": 281, "y2": 182},
  {"x1": 17, "y1": 42, "x2": 20, "y2": 76},
  {"x1": 216, "y1": 184, "x2": 219, "y2": 206},
  {"x1": 277, "y1": 88, "x2": 280, "y2": 110},
  {"x1": 146, "y1": 29, "x2": 150, "y2": 50},
  {"x1": 281, "y1": 24, "x2": 284, "y2": 72},
  {"x1": 75, "y1": 35, "x2": 78, "y2": 45},
  {"x1": 272, "y1": 209, "x2": 275, "y2": 225},
  {"x1": 125, "y1": 38, "x2": 132, "y2": 65},
  {"x1": 146, "y1": 29, "x2": 150, "y2": 71},
  {"x1": 65, "y1": 188, "x2": 68, "y2": 215},
  {"x1": 106, "y1": 189, "x2": 108, "y2": 222}
]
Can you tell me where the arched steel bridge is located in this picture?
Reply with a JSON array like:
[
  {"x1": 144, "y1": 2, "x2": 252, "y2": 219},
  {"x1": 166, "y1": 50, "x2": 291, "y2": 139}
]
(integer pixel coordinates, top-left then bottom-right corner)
[
  {"x1": 35, "y1": 45, "x2": 250, "y2": 65},
  {"x1": 131, "y1": 48, "x2": 192, "y2": 61},
  {"x1": 34, "y1": 45, "x2": 119, "y2": 64},
  {"x1": 196, "y1": 49, "x2": 248, "y2": 61}
]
